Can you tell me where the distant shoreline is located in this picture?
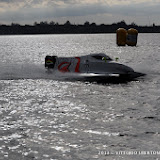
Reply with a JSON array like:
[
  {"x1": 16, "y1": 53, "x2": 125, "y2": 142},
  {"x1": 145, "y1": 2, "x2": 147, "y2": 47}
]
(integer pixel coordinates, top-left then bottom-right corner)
[{"x1": 1, "y1": 21, "x2": 160, "y2": 35}]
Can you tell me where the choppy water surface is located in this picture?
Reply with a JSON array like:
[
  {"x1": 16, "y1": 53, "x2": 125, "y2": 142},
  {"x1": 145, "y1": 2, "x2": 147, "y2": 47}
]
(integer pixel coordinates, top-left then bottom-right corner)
[{"x1": 0, "y1": 34, "x2": 160, "y2": 160}]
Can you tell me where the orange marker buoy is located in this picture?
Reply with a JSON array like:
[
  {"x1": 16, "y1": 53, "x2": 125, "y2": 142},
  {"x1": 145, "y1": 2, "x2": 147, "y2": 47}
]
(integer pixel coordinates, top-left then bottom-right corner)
[
  {"x1": 116, "y1": 28, "x2": 127, "y2": 46},
  {"x1": 126, "y1": 28, "x2": 138, "y2": 46}
]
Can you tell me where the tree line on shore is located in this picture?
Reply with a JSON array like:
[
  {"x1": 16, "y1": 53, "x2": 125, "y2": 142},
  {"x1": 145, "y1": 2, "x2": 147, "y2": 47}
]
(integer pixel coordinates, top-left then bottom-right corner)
[{"x1": 0, "y1": 20, "x2": 160, "y2": 35}]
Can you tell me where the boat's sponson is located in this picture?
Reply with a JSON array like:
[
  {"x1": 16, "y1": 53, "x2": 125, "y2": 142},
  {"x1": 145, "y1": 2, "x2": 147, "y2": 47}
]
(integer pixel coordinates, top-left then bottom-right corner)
[
  {"x1": 63, "y1": 72, "x2": 145, "y2": 83},
  {"x1": 45, "y1": 53, "x2": 145, "y2": 82}
]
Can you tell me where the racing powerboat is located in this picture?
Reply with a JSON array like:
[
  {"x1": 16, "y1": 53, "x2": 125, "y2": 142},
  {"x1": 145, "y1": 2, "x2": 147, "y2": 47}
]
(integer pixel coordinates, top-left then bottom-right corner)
[{"x1": 45, "y1": 53, "x2": 145, "y2": 83}]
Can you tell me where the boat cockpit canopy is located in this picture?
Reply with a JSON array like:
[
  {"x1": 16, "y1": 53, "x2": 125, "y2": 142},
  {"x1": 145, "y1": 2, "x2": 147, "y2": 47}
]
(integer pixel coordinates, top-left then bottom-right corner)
[{"x1": 90, "y1": 53, "x2": 112, "y2": 61}]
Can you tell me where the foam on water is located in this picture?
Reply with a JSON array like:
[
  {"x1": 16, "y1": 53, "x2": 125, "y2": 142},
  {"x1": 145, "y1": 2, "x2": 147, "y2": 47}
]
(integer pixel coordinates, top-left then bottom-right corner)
[{"x1": 0, "y1": 63, "x2": 79, "y2": 81}]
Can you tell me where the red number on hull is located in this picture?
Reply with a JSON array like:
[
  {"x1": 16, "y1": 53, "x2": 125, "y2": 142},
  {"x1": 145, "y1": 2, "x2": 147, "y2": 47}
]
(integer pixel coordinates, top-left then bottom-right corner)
[
  {"x1": 75, "y1": 57, "x2": 80, "y2": 73},
  {"x1": 58, "y1": 62, "x2": 71, "y2": 72},
  {"x1": 58, "y1": 57, "x2": 80, "y2": 73}
]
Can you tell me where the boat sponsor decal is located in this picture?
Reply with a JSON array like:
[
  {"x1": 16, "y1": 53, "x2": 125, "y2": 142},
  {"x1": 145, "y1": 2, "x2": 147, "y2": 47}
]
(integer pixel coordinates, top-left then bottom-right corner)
[{"x1": 46, "y1": 59, "x2": 54, "y2": 64}]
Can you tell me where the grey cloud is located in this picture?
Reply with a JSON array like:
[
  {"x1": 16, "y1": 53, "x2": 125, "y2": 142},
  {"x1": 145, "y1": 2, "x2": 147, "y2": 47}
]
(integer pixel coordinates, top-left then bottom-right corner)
[
  {"x1": 0, "y1": 0, "x2": 79, "y2": 5},
  {"x1": 0, "y1": 0, "x2": 23, "y2": 3},
  {"x1": 0, "y1": 0, "x2": 12, "y2": 2},
  {"x1": 1, "y1": 0, "x2": 160, "y2": 24},
  {"x1": 0, "y1": 3, "x2": 110, "y2": 22},
  {"x1": 35, "y1": 2, "x2": 160, "y2": 17}
]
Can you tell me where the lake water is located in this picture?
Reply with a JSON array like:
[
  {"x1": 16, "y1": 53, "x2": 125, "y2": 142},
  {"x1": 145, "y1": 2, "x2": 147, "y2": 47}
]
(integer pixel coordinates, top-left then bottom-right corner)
[{"x1": 0, "y1": 34, "x2": 160, "y2": 160}]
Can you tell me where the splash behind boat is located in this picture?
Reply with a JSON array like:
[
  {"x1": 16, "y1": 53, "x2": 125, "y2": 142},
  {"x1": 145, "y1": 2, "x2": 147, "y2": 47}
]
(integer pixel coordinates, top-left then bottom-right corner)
[{"x1": 45, "y1": 53, "x2": 145, "y2": 83}]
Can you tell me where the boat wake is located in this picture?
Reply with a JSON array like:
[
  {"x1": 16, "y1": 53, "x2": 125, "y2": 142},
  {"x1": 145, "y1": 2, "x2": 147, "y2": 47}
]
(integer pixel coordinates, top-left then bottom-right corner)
[
  {"x1": 0, "y1": 62, "x2": 146, "y2": 84},
  {"x1": 0, "y1": 63, "x2": 57, "y2": 80},
  {"x1": 0, "y1": 63, "x2": 89, "y2": 82}
]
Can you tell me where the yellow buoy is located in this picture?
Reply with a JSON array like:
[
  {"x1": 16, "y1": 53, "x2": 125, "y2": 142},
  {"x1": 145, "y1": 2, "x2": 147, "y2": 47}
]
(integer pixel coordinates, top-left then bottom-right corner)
[
  {"x1": 116, "y1": 28, "x2": 127, "y2": 46},
  {"x1": 126, "y1": 28, "x2": 138, "y2": 46}
]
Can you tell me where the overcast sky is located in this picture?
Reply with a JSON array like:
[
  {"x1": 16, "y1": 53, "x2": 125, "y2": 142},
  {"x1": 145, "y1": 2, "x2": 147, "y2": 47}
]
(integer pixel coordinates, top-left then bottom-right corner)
[{"x1": 0, "y1": 0, "x2": 160, "y2": 25}]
